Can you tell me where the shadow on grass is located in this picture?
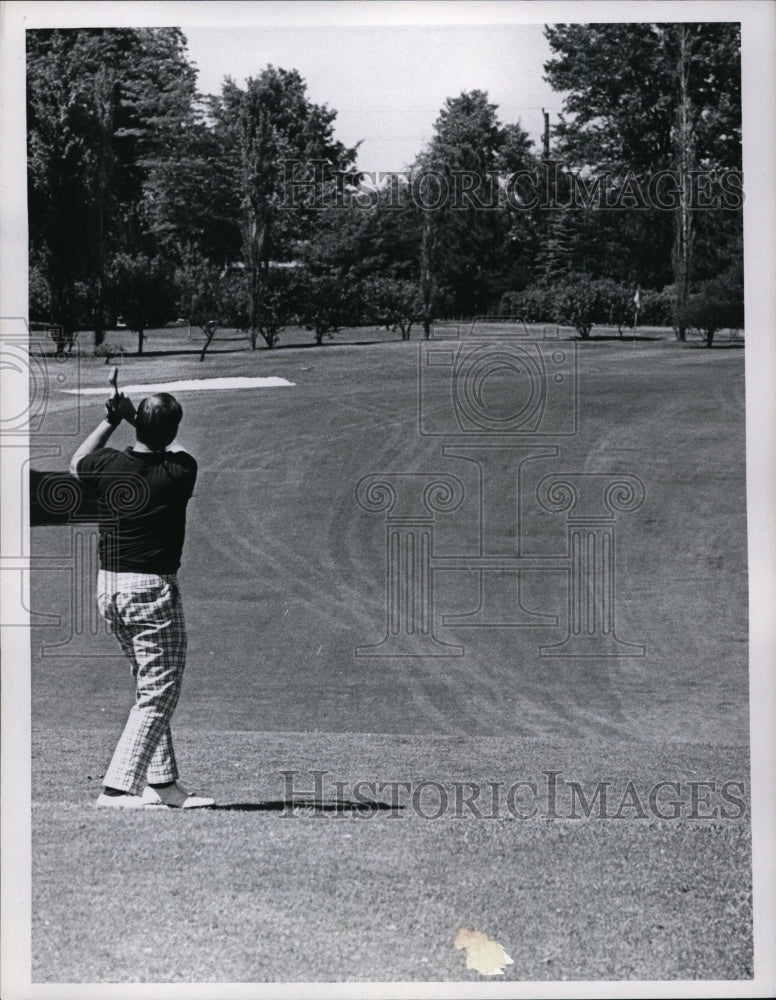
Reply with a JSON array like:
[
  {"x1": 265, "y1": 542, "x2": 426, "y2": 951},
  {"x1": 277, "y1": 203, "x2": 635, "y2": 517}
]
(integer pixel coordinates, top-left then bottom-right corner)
[
  {"x1": 268, "y1": 339, "x2": 390, "y2": 350},
  {"x1": 43, "y1": 340, "x2": 398, "y2": 361},
  {"x1": 682, "y1": 340, "x2": 745, "y2": 349},
  {"x1": 579, "y1": 334, "x2": 665, "y2": 342},
  {"x1": 39, "y1": 346, "x2": 251, "y2": 360},
  {"x1": 216, "y1": 797, "x2": 402, "y2": 814},
  {"x1": 102, "y1": 347, "x2": 251, "y2": 359}
]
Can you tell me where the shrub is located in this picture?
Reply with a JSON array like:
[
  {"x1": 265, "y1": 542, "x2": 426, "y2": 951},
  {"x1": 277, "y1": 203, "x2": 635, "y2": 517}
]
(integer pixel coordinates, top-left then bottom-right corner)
[
  {"x1": 497, "y1": 290, "x2": 520, "y2": 318},
  {"x1": 676, "y1": 271, "x2": 744, "y2": 347},
  {"x1": 552, "y1": 277, "x2": 598, "y2": 338},
  {"x1": 500, "y1": 278, "x2": 641, "y2": 336},
  {"x1": 29, "y1": 261, "x2": 53, "y2": 320},
  {"x1": 218, "y1": 270, "x2": 251, "y2": 333},
  {"x1": 250, "y1": 268, "x2": 299, "y2": 349},
  {"x1": 107, "y1": 253, "x2": 177, "y2": 354},
  {"x1": 638, "y1": 287, "x2": 674, "y2": 327},
  {"x1": 595, "y1": 278, "x2": 636, "y2": 334},
  {"x1": 497, "y1": 286, "x2": 556, "y2": 324},
  {"x1": 360, "y1": 276, "x2": 423, "y2": 340},
  {"x1": 553, "y1": 275, "x2": 633, "y2": 338},
  {"x1": 296, "y1": 271, "x2": 361, "y2": 345}
]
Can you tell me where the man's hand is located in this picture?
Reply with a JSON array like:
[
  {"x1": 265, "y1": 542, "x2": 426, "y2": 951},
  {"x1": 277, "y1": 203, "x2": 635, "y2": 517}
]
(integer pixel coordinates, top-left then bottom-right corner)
[{"x1": 105, "y1": 393, "x2": 136, "y2": 427}]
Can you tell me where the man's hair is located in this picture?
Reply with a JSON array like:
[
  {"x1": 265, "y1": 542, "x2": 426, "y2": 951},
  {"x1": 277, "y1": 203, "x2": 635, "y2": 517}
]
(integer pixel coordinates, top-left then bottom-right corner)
[{"x1": 135, "y1": 393, "x2": 183, "y2": 451}]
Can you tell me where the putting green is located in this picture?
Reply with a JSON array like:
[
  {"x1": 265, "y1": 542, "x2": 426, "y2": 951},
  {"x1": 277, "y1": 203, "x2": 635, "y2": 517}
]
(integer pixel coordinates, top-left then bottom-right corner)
[{"x1": 63, "y1": 375, "x2": 295, "y2": 394}]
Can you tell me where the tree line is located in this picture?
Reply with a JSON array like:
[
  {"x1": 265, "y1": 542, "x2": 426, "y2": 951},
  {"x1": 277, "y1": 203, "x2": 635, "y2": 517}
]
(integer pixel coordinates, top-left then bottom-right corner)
[{"x1": 27, "y1": 23, "x2": 743, "y2": 355}]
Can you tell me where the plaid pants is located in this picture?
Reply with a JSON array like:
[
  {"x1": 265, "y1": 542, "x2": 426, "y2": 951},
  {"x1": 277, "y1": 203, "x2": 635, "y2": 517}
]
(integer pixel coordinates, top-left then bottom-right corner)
[{"x1": 97, "y1": 570, "x2": 187, "y2": 794}]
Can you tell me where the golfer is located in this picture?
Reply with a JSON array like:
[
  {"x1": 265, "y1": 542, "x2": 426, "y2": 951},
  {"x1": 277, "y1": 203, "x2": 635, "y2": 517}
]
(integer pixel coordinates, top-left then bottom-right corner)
[{"x1": 71, "y1": 390, "x2": 214, "y2": 809}]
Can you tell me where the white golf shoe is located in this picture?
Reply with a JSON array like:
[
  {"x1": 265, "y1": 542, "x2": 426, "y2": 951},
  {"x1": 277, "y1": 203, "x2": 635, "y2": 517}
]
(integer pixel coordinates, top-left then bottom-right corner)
[
  {"x1": 141, "y1": 782, "x2": 215, "y2": 809},
  {"x1": 95, "y1": 791, "x2": 148, "y2": 809}
]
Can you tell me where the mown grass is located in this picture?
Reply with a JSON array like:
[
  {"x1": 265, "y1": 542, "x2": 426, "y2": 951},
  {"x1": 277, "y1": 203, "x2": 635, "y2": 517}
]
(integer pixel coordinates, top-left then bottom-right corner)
[
  {"x1": 32, "y1": 730, "x2": 752, "y2": 983},
  {"x1": 28, "y1": 327, "x2": 751, "y2": 985}
]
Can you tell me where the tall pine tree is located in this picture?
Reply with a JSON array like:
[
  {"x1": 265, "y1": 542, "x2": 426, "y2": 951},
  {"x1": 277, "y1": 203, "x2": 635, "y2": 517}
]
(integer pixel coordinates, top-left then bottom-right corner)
[{"x1": 543, "y1": 22, "x2": 742, "y2": 336}]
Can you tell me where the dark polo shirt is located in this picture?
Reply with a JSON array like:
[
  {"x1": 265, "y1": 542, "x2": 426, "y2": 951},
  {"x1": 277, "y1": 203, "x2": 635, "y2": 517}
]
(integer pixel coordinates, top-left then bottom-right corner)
[{"x1": 77, "y1": 447, "x2": 197, "y2": 573}]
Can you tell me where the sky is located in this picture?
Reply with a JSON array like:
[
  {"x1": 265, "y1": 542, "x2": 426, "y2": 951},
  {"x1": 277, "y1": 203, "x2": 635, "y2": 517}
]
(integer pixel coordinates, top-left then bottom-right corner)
[{"x1": 183, "y1": 23, "x2": 564, "y2": 173}]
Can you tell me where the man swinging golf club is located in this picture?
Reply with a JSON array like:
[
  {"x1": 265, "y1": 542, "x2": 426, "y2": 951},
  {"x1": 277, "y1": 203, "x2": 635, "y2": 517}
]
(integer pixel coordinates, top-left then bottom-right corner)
[{"x1": 71, "y1": 368, "x2": 214, "y2": 809}]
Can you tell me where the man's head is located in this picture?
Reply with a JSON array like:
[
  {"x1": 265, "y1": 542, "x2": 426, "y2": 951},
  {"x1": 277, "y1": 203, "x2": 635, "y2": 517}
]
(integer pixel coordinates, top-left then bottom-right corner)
[{"x1": 134, "y1": 393, "x2": 183, "y2": 451}]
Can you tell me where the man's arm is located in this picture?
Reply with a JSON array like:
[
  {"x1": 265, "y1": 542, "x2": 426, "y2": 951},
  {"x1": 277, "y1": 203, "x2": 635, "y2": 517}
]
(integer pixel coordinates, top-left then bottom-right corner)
[
  {"x1": 69, "y1": 420, "x2": 117, "y2": 478},
  {"x1": 69, "y1": 395, "x2": 136, "y2": 478}
]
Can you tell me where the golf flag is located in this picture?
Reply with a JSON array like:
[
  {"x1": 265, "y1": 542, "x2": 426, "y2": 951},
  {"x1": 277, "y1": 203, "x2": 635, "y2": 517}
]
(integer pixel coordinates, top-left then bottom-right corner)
[{"x1": 633, "y1": 286, "x2": 641, "y2": 309}]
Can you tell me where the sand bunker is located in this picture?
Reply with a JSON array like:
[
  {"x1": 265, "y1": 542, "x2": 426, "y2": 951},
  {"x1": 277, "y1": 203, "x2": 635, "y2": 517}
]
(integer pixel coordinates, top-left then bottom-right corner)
[{"x1": 64, "y1": 376, "x2": 295, "y2": 395}]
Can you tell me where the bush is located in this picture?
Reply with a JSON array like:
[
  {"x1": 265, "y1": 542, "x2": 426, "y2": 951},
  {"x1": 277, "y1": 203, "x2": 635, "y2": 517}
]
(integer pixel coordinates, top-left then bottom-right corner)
[
  {"x1": 29, "y1": 261, "x2": 53, "y2": 320},
  {"x1": 638, "y1": 287, "x2": 675, "y2": 327},
  {"x1": 360, "y1": 276, "x2": 423, "y2": 340},
  {"x1": 595, "y1": 278, "x2": 635, "y2": 334},
  {"x1": 217, "y1": 270, "x2": 251, "y2": 332},
  {"x1": 498, "y1": 286, "x2": 556, "y2": 324},
  {"x1": 296, "y1": 271, "x2": 361, "y2": 345},
  {"x1": 500, "y1": 278, "x2": 639, "y2": 336},
  {"x1": 107, "y1": 253, "x2": 177, "y2": 354},
  {"x1": 552, "y1": 277, "x2": 600, "y2": 338},
  {"x1": 676, "y1": 271, "x2": 744, "y2": 347},
  {"x1": 250, "y1": 268, "x2": 299, "y2": 349},
  {"x1": 551, "y1": 275, "x2": 628, "y2": 338}
]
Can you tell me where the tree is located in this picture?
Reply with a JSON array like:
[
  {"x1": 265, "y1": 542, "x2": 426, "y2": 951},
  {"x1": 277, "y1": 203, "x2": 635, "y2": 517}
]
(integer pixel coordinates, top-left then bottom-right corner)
[
  {"x1": 596, "y1": 278, "x2": 636, "y2": 335},
  {"x1": 670, "y1": 24, "x2": 697, "y2": 339},
  {"x1": 173, "y1": 254, "x2": 227, "y2": 361},
  {"x1": 143, "y1": 112, "x2": 240, "y2": 269},
  {"x1": 677, "y1": 262, "x2": 744, "y2": 347},
  {"x1": 420, "y1": 91, "x2": 504, "y2": 317},
  {"x1": 296, "y1": 271, "x2": 357, "y2": 345},
  {"x1": 362, "y1": 276, "x2": 423, "y2": 340},
  {"x1": 419, "y1": 209, "x2": 434, "y2": 336},
  {"x1": 536, "y1": 205, "x2": 578, "y2": 282},
  {"x1": 553, "y1": 275, "x2": 598, "y2": 339},
  {"x1": 209, "y1": 68, "x2": 357, "y2": 349},
  {"x1": 28, "y1": 254, "x2": 53, "y2": 323},
  {"x1": 27, "y1": 28, "x2": 198, "y2": 345},
  {"x1": 107, "y1": 252, "x2": 176, "y2": 354},
  {"x1": 252, "y1": 266, "x2": 300, "y2": 350},
  {"x1": 543, "y1": 23, "x2": 742, "y2": 338},
  {"x1": 417, "y1": 90, "x2": 536, "y2": 317}
]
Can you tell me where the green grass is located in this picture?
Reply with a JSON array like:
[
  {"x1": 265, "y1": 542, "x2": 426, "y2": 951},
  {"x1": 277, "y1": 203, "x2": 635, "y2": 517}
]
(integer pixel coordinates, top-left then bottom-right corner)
[
  {"x1": 33, "y1": 731, "x2": 751, "y2": 983},
  {"x1": 29, "y1": 328, "x2": 751, "y2": 983}
]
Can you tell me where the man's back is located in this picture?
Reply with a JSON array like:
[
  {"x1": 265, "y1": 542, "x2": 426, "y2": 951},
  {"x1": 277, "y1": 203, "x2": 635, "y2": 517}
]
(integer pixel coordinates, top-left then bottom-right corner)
[{"x1": 77, "y1": 446, "x2": 197, "y2": 574}]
